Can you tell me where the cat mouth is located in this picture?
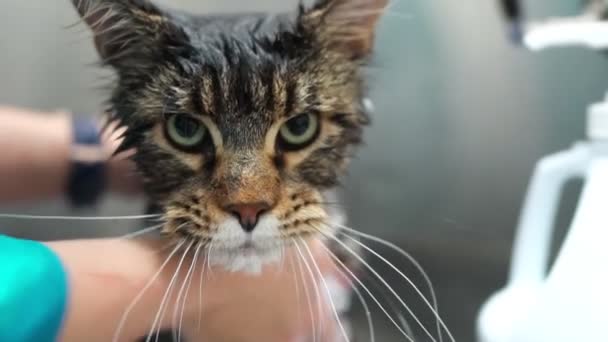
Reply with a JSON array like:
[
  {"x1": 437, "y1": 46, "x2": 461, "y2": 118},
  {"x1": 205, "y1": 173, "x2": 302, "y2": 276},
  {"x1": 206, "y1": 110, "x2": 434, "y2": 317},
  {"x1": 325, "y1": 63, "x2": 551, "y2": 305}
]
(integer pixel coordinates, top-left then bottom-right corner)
[
  {"x1": 214, "y1": 238, "x2": 280, "y2": 253},
  {"x1": 208, "y1": 239, "x2": 283, "y2": 274},
  {"x1": 211, "y1": 233, "x2": 286, "y2": 249}
]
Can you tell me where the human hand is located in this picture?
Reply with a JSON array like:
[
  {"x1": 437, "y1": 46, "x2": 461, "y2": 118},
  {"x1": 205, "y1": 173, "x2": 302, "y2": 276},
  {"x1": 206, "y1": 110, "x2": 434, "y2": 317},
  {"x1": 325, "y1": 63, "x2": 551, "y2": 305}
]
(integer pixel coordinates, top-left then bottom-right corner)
[{"x1": 51, "y1": 238, "x2": 342, "y2": 342}]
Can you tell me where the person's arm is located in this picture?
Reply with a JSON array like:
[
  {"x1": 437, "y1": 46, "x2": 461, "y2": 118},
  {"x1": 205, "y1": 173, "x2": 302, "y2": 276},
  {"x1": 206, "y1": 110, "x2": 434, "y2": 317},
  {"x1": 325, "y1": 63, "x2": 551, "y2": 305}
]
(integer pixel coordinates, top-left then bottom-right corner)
[{"x1": 0, "y1": 106, "x2": 139, "y2": 203}]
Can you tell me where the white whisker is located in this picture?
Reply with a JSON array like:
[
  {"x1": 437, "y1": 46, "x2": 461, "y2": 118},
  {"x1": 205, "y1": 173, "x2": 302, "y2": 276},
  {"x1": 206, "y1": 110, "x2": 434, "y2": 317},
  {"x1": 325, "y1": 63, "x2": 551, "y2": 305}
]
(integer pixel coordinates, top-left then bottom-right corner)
[
  {"x1": 305, "y1": 241, "x2": 325, "y2": 342},
  {"x1": 314, "y1": 225, "x2": 436, "y2": 342},
  {"x1": 299, "y1": 238, "x2": 351, "y2": 342},
  {"x1": 287, "y1": 251, "x2": 302, "y2": 323},
  {"x1": 206, "y1": 240, "x2": 215, "y2": 278},
  {"x1": 297, "y1": 238, "x2": 351, "y2": 342},
  {"x1": 336, "y1": 225, "x2": 454, "y2": 342},
  {"x1": 0, "y1": 213, "x2": 163, "y2": 221},
  {"x1": 112, "y1": 239, "x2": 185, "y2": 342},
  {"x1": 142, "y1": 241, "x2": 183, "y2": 257},
  {"x1": 325, "y1": 248, "x2": 376, "y2": 342},
  {"x1": 176, "y1": 243, "x2": 201, "y2": 342},
  {"x1": 279, "y1": 242, "x2": 286, "y2": 274},
  {"x1": 292, "y1": 239, "x2": 317, "y2": 342},
  {"x1": 317, "y1": 241, "x2": 414, "y2": 342},
  {"x1": 367, "y1": 274, "x2": 416, "y2": 339},
  {"x1": 197, "y1": 247, "x2": 207, "y2": 332},
  {"x1": 120, "y1": 224, "x2": 163, "y2": 240},
  {"x1": 145, "y1": 241, "x2": 193, "y2": 342},
  {"x1": 274, "y1": 241, "x2": 286, "y2": 280}
]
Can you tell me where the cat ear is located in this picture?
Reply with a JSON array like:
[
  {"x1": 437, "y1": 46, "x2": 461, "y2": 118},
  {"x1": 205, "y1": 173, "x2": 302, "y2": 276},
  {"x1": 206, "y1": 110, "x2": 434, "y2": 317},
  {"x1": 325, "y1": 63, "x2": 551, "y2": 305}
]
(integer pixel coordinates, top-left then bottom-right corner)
[
  {"x1": 301, "y1": 0, "x2": 389, "y2": 59},
  {"x1": 71, "y1": 0, "x2": 185, "y2": 68}
]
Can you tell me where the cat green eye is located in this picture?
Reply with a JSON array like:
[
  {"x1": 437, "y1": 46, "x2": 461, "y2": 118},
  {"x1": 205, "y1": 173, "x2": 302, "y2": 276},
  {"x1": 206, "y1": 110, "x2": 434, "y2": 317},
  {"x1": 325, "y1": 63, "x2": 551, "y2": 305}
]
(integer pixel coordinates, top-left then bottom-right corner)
[
  {"x1": 165, "y1": 114, "x2": 208, "y2": 151},
  {"x1": 278, "y1": 113, "x2": 320, "y2": 150}
]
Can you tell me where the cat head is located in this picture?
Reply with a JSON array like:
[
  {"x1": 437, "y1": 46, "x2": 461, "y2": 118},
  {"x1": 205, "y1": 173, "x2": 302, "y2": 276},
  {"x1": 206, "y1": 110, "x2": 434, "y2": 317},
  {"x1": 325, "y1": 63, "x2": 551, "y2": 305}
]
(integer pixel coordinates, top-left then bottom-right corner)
[{"x1": 72, "y1": 0, "x2": 387, "y2": 272}]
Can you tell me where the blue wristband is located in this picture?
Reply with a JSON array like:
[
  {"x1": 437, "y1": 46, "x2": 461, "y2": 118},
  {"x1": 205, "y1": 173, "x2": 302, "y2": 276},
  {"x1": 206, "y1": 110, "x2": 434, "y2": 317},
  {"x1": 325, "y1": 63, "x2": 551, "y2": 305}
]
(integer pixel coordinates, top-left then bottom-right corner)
[
  {"x1": 0, "y1": 236, "x2": 68, "y2": 342},
  {"x1": 67, "y1": 117, "x2": 107, "y2": 208}
]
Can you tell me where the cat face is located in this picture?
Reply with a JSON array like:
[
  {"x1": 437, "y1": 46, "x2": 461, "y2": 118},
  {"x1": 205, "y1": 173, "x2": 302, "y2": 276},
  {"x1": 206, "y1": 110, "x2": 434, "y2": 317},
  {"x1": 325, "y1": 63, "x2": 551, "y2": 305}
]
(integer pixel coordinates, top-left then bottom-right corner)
[{"x1": 72, "y1": 0, "x2": 386, "y2": 272}]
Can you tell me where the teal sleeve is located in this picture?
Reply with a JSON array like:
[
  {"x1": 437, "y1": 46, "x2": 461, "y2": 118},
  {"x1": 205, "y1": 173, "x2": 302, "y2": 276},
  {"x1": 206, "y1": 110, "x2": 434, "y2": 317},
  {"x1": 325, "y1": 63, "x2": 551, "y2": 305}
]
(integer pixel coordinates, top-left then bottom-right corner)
[{"x1": 0, "y1": 236, "x2": 68, "y2": 342}]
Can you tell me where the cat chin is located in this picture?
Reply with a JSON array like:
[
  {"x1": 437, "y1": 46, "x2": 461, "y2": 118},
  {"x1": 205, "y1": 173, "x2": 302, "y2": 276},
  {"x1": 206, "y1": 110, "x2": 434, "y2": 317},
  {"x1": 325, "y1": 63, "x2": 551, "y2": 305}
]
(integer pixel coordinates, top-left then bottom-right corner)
[
  {"x1": 208, "y1": 215, "x2": 283, "y2": 275},
  {"x1": 208, "y1": 247, "x2": 282, "y2": 275}
]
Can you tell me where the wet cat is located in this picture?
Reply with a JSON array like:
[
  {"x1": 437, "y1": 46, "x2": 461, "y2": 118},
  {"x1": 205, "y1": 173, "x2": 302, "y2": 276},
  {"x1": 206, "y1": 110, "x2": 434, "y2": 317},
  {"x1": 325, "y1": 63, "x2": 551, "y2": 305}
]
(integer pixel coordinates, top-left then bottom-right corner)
[{"x1": 71, "y1": 0, "x2": 386, "y2": 340}]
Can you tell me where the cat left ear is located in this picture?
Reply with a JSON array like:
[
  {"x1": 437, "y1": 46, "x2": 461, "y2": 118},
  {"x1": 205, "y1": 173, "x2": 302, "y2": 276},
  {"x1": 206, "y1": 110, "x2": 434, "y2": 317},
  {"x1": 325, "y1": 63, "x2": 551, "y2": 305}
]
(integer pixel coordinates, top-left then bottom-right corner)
[
  {"x1": 301, "y1": 0, "x2": 389, "y2": 59},
  {"x1": 71, "y1": 0, "x2": 184, "y2": 69}
]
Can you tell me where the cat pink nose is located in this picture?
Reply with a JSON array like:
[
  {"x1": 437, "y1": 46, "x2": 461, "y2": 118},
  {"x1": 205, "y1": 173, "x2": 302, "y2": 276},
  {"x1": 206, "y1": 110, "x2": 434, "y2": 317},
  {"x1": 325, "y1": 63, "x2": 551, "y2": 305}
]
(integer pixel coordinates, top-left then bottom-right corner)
[{"x1": 224, "y1": 202, "x2": 271, "y2": 232}]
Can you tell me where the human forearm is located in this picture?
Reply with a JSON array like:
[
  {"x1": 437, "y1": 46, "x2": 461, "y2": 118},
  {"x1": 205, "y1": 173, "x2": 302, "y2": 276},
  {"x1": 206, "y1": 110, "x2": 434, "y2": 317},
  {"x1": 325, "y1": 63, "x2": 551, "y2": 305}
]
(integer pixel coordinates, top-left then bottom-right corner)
[{"x1": 0, "y1": 106, "x2": 72, "y2": 202}]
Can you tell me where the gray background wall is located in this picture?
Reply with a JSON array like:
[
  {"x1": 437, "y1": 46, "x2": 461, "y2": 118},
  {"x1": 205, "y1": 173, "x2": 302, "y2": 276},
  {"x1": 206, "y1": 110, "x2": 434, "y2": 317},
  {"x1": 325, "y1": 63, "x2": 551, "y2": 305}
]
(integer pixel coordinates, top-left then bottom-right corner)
[{"x1": 1, "y1": 1, "x2": 607, "y2": 341}]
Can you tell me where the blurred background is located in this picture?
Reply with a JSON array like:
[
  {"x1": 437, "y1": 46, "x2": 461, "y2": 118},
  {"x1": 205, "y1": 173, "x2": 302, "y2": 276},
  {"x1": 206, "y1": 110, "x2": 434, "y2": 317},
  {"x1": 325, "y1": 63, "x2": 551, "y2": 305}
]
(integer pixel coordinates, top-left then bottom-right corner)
[{"x1": 2, "y1": 0, "x2": 608, "y2": 341}]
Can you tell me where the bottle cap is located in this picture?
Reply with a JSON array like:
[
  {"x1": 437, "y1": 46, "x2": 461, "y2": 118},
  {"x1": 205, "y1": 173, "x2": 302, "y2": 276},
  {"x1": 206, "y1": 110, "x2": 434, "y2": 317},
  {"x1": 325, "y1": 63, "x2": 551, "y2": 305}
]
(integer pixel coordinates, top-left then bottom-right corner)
[
  {"x1": 588, "y1": 92, "x2": 608, "y2": 140},
  {"x1": 524, "y1": 20, "x2": 608, "y2": 51}
]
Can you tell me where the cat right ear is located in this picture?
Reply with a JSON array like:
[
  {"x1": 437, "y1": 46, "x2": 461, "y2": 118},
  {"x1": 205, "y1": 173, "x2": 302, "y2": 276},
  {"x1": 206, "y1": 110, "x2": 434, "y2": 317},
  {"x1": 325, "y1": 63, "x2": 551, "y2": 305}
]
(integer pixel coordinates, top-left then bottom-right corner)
[
  {"x1": 300, "y1": 0, "x2": 389, "y2": 59},
  {"x1": 71, "y1": 0, "x2": 185, "y2": 68}
]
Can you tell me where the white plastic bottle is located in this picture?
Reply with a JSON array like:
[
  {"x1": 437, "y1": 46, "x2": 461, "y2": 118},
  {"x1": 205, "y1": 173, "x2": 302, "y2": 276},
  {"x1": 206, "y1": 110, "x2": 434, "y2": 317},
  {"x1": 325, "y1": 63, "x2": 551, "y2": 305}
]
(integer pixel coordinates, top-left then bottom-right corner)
[{"x1": 477, "y1": 92, "x2": 608, "y2": 342}]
